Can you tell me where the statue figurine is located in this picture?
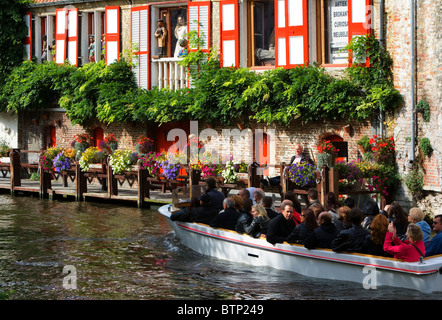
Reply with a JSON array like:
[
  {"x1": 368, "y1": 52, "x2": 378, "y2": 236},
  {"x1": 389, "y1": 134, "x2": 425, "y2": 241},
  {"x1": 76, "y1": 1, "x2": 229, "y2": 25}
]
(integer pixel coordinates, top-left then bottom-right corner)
[{"x1": 154, "y1": 19, "x2": 168, "y2": 58}]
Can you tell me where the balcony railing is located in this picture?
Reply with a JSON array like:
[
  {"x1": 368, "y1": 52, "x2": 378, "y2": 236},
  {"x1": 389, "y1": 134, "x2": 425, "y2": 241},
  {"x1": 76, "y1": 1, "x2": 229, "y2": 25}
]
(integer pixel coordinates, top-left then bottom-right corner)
[{"x1": 152, "y1": 57, "x2": 188, "y2": 91}]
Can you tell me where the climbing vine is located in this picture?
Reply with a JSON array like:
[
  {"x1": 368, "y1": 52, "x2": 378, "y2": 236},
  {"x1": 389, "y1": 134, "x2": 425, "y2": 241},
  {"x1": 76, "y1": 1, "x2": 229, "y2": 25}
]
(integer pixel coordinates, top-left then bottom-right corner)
[{"x1": 0, "y1": 34, "x2": 402, "y2": 127}]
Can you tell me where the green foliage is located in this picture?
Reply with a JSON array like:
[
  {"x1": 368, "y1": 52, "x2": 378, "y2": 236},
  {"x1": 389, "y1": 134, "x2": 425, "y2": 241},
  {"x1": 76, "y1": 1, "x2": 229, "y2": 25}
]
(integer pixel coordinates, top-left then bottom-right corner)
[
  {"x1": 0, "y1": 61, "x2": 74, "y2": 112},
  {"x1": 0, "y1": 0, "x2": 31, "y2": 86},
  {"x1": 416, "y1": 99, "x2": 430, "y2": 122},
  {"x1": 1, "y1": 34, "x2": 402, "y2": 127},
  {"x1": 405, "y1": 166, "x2": 424, "y2": 196},
  {"x1": 419, "y1": 137, "x2": 433, "y2": 157}
]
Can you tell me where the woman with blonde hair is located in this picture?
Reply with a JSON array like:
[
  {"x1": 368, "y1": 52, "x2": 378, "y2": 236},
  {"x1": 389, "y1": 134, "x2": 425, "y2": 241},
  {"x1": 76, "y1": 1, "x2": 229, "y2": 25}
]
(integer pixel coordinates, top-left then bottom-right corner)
[
  {"x1": 408, "y1": 207, "x2": 431, "y2": 245},
  {"x1": 383, "y1": 222, "x2": 425, "y2": 262},
  {"x1": 243, "y1": 204, "x2": 270, "y2": 238}
]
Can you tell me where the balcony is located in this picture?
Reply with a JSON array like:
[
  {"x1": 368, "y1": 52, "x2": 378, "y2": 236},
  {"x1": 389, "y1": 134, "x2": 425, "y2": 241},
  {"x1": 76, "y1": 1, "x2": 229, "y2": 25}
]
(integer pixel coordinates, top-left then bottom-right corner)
[{"x1": 152, "y1": 57, "x2": 188, "y2": 91}]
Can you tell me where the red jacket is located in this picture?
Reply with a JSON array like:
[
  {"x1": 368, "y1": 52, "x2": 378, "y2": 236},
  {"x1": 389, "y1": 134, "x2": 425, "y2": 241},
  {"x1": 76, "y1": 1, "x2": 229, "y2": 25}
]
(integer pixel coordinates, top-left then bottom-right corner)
[{"x1": 383, "y1": 232, "x2": 425, "y2": 262}]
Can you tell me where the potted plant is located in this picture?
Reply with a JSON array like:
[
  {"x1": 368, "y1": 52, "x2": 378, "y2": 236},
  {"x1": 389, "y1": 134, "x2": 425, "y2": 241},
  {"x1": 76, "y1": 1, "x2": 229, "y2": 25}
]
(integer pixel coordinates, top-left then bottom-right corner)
[
  {"x1": 79, "y1": 147, "x2": 105, "y2": 172},
  {"x1": 221, "y1": 159, "x2": 239, "y2": 184},
  {"x1": 71, "y1": 134, "x2": 91, "y2": 159},
  {"x1": 287, "y1": 162, "x2": 316, "y2": 189},
  {"x1": 138, "y1": 151, "x2": 162, "y2": 179},
  {"x1": 109, "y1": 149, "x2": 136, "y2": 174},
  {"x1": 135, "y1": 135, "x2": 154, "y2": 155},
  {"x1": 357, "y1": 135, "x2": 371, "y2": 154},
  {"x1": 39, "y1": 146, "x2": 63, "y2": 172},
  {"x1": 316, "y1": 140, "x2": 339, "y2": 168},
  {"x1": 104, "y1": 134, "x2": 119, "y2": 154},
  {"x1": 0, "y1": 140, "x2": 9, "y2": 161},
  {"x1": 370, "y1": 135, "x2": 395, "y2": 165},
  {"x1": 52, "y1": 151, "x2": 73, "y2": 173}
]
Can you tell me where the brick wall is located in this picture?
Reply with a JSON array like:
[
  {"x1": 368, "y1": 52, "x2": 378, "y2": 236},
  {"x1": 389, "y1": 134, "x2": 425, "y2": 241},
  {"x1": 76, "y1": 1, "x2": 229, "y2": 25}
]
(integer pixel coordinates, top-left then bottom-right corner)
[{"x1": 386, "y1": 0, "x2": 442, "y2": 215}]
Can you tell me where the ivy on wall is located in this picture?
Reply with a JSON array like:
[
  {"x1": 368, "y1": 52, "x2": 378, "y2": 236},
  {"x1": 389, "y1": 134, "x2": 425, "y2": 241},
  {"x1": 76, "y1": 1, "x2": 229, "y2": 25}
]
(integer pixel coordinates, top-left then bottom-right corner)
[{"x1": 0, "y1": 35, "x2": 403, "y2": 127}]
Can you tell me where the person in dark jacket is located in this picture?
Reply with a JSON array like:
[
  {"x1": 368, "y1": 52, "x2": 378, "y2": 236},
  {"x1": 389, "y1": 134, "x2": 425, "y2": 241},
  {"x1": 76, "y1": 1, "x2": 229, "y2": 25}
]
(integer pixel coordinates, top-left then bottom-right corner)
[
  {"x1": 304, "y1": 211, "x2": 339, "y2": 249},
  {"x1": 287, "y1": 208, "x2": 318, "y2": 244},
  {"x1": 266, "y1": 203, "x2": 297, "y2": 245},
  {"x1": 262, "y1": 196, "x2": 278, "y2": 219},
  {"x1": 331, "y1": 207, "x2": 370, "y2": 253},
  {"x1": 205, "y1": 177, "x2": 225, "y2": 211},
  {"x1": 242, "y1": 204, "x2": 270, "y2": 238},
  {"x1": 364, "y1": 213, "x2": 393, "y2": 257},
  {"x1": 171, "y1": 194, "x2": 219, "y2": 224},
  {"x1": 210, "y1": 197, "x2": 240, "y2": 231}
]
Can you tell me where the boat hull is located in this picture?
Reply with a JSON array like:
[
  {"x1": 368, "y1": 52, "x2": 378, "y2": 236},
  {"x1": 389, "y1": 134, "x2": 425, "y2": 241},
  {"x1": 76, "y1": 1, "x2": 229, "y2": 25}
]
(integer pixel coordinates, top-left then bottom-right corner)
[{"x1": 159, "y1": 204, "x2": 442, "y2": 293}]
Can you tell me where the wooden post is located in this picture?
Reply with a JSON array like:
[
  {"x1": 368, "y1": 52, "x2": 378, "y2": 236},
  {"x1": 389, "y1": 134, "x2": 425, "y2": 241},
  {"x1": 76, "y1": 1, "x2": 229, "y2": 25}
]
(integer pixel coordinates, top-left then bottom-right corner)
[
  {"x1": 10, "y1": 148, "x2": 21, "y2": 190},
  {"x1": 137, "y1": 168, "x2": 146, "y2": 208},
  {"x1": 189, "y1": 168, "x2": 201, "y2": 199},
  {"x1": 319, "y1": 166, "x2": 330, "y2": 205},
  {"x1": 76, "y1": 164, "x2": 86, "y2": 201},
  {"x1": 328, "y1": 167, "x2": 339, "y2": 196},
  {"x1": 39, "y1": 167, "x2": 52, "y2": 198},
  {"x1": 107, "y1": 163, "x2": 118, "y2": 197}
]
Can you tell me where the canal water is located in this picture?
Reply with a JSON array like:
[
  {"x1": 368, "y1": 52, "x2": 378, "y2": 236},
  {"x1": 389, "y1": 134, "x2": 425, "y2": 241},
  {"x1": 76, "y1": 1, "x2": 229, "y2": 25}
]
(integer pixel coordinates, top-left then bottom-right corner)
[{"x1": 0, "y1": 194, "x2": 441, "y2": 301}]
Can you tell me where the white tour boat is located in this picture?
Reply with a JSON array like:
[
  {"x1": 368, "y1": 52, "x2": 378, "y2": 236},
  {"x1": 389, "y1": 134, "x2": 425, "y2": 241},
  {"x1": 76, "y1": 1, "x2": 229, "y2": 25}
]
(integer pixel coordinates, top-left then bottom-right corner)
[{"x1": 158, "y1": 204, "x2": 442, "y2": 293}]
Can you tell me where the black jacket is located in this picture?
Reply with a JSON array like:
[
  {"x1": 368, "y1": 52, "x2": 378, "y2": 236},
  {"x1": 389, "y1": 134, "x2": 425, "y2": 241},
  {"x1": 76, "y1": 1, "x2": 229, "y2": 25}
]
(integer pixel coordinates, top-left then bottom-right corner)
[
  {"x1": 244, "y1": 216, "x2": 269, "y2": 238},
  {"x1": 235, "y1": 212, "x2": 253, "y2": 234},
  {"x1": 210, "y1": 207, "x2": 240, "y2": 231},
  {"x1": 331, "y1": 225, "x2": 370, "y2": 253},
  {"x1": 265, "y1": 208, "x2": 279, "y2": 220},
  {"x1": 304, "y1": 222, "x2": 339, "y2": 249},
  {"x1": 266, "y1": 214, "x2": 296, "y2": 245},
  {"x1": 287, "y1": 222, "x2": 315, "y2": 244},
  {"x1": 189, "y1": 205, "x2": 220, "y2": 224}
]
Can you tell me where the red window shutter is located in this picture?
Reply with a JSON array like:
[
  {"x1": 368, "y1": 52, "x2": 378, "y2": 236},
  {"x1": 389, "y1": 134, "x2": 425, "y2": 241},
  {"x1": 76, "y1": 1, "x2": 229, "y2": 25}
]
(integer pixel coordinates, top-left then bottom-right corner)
[
  {"x1": 67, "y1": 8, "x2": 79, "y2": 66},
  {"x1": 188, "y1": 1, "x2": 211, "y2": 52},
  {"x1": 275, "y1": 0, "x2": 309, "y2": 68},
  {"x1": 105, "y1": 6, "x2": 120, "y2": 65},
  {"x1": 220, "y1": 0, "x2": 239, "y2": 68},
  {"x1": 348, "y1": 0, "x2": 372, "y2": 67},
  {"x1": 23, "y1": 13, "x2": 32, "y2": 60},
  {"x1": 131, "y1": 6, "x2": 150, "y2": 89},
  {"x1": 55, "y1": 8, "x2": 67, "y2": 64}
]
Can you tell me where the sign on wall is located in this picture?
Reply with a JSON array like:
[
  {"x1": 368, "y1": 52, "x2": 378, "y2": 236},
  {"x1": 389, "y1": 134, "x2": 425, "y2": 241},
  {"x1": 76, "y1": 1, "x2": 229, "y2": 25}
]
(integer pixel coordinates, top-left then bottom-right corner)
[{"x1": 328, "y1": 0, "x2": 349, "y2": 64}]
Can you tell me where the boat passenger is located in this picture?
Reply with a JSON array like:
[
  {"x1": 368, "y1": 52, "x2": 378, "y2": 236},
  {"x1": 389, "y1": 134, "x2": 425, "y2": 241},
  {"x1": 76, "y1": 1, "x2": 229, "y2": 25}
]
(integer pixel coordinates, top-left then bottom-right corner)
[
  {"x1": 307, "y1": 188, "x2": 321, "y2": 209},
  {"x1": 310, "y1": 202, "x2": 325, "y2": 219},
  {"x1": 252, "y1": 188, "x2": 265, "y2": 205},
  {"x1": 361, "y1": 198, "x2": 380, "y2": 229},
  {"x1": 238, "y1": 188, "x2": 251, "y2": 201},
  {"x1": 262, "y1": 196, "x2": 278, "y2": 219},
  {"x1": 344, "y1": 197, "x2": 355, "y2": 209},
  {"x1": 334, "y1": 206, "x2": 351, "y2": 232},
  {"x1": 408, "y1": 207, "x2": 431, "y2": 245},
  {"x1": 266, "y1": 203, "x2": 297, "y2": 245},
  {"x1": 304, "y1": 211, "x2": 339, "y2": 249},
  {"x1": 235, "y1": 195, "x2": 253, "y2": 234},
  {"x1": 383, "y1": 222, "x2": 425, "y2": 262},
  {"x1": 383, "y1": 202, "x2": 409, "y2": 239},
  {"x1": 280, "y1": 199, "x2": 302, "y2": 225},
  {"x1": 209, "y1": 197, "x2": 240, "y2": 231},
  {"x1": 331, "y1": 208, "x2": 370, "y2": 253},
  {"x1": 287, "y1": 208, "x2": 318, "y2": 244},
  {"x1": 364, "y1": 214, "x2": 393, "y2": 257},
  {"x1": 325, "y1": 192, "x2": 340, "y2": 223},
  {"x1": 170, "y1": 197, "x2": 200, "y2": 222},
  {"x1": 205, "y1": 177, "x2": 225, "y2": 211},
  {"x1": 425, "y1": 214, "x2": 442, "y2": 257},
  {"x1": 283, "y1": 191, "x2": 302, "y2": 215},
  {"x1": 243, "y1": 204, "x2": 270, "y2": 238},
  {"x1": 187, "y1": 194, "x2": 220, "y2": 224}
]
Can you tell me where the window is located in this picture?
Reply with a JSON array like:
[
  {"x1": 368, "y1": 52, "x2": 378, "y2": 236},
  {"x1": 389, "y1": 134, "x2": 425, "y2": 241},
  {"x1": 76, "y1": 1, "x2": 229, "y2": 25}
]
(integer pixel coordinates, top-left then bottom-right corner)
[
  {"x1": 219, "y1": 0, "x2": 371, "y2": 68},
  {"x1": 316, "y1": 0, "x2": 371, "y2": 66},
  {"x1": 23, "y1": 13, "x2": 32, "y2": 60},
  {"x1": 248, "y1": 0, "x2": 275, "y2": 67},
  {"x1": 55, "y1": 8, "x2": 78, "y2": 66}
]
